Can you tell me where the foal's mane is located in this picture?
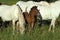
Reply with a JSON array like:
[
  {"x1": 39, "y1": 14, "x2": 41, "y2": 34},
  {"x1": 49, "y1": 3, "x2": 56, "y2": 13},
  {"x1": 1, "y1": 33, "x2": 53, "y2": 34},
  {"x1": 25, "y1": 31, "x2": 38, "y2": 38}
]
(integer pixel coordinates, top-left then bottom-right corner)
[
  {"x1": 31, "y1": 6, "x2": 37, "y2": 11},
  {"x1": 29, "y1": 6, "x2": 38, "y2": 15}
]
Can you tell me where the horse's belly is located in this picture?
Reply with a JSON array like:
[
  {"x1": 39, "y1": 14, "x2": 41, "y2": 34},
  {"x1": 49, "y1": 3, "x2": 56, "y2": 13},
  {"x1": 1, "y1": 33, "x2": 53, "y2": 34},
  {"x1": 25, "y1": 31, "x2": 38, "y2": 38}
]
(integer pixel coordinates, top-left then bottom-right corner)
[
  {"x1": 40, "y1": 8, "x2": 51, "y2": 20},
  {"x1": 2, "y1": 17, "x2": 12, "y2": 21}
]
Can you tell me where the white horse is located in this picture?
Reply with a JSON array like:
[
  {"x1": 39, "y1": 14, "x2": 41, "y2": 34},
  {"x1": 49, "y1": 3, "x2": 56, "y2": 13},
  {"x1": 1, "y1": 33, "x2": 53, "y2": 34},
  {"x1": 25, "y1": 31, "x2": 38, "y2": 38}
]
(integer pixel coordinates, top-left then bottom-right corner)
[
  {"x1": 16, "y1": 1, "x2": 37, "y2": 13},
  {"x1": 16, "y1": 1, "x2": 27, "y2": 12},
  {"x1": 37, "y1": 1, "x2": 60, "y2": 32},
  {"x1": 16, "y1": 1, "x2": 50, "y2": 13},
  {"x1": 0, "y1": 4, "x2": 25, "y2": 35},
  {"x1": 34, "y1": 1, "x2": 49, "y2": 6},
  {"x1": 26, "y1": 1, "x2": 50, "y2": 13}
]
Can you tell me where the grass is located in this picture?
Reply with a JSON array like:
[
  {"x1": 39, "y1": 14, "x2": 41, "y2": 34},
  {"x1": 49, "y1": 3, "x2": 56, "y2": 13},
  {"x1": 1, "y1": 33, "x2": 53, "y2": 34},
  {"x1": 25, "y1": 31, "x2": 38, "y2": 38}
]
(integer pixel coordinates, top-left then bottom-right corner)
[
  {"x1": 0, "y1": 24, "x2": 60, "y2": 40},
  {"x1": 0, "y1": 0, "x2": 60, "y2": 40},
  {"x1": 0, "y1": 0, "x2": 19, "y2": 5}
]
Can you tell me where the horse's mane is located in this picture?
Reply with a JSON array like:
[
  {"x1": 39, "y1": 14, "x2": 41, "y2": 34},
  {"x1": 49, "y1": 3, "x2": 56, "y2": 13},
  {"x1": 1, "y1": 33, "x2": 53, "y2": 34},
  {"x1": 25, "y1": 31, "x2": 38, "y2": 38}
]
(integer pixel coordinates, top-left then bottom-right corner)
[
  {"x1": 31, "y1": 6, "x2": 37, "y2": 10},
  {"x1": 29, "y1": 6, "x2": 37, "y2": 15},
  {"x1": 16, "y1": 4, "x2": 22, "y2": 12}
]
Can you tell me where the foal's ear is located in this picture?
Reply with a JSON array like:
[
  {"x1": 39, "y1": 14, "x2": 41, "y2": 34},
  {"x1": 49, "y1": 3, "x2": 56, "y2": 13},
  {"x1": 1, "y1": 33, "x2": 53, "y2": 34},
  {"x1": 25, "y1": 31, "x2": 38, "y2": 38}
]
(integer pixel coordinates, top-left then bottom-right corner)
[
  {"x1": 33, "y1": 6, "x2": 37, "y2": 8},
  {"x1": 31, "y1": 6, "x2": 37, "y2": 10}
]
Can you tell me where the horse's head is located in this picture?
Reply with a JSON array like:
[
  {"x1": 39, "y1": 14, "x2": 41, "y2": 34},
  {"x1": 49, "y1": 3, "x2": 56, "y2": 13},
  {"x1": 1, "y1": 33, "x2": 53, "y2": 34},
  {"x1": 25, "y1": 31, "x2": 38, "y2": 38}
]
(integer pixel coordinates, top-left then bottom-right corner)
[{"x1": 30, "y1": 6, "x2": 40, "y2": 16}]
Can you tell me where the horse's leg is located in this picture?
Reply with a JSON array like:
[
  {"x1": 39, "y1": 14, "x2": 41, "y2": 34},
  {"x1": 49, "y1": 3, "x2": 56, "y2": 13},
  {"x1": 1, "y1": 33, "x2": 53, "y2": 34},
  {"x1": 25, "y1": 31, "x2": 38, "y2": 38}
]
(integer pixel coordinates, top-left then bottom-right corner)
[
  {"x1": 48, "y1": 18, "x2": 56, "y2": 32},
  {"x1": 16, "y1": 22, "x2": 19, "y2": 33},
  {"x1": 19, "y1": 23, "x2": 25, "y2": 35},
  {"x1": 31, "y1": 22, "x2": 34, "y2": 30},
  {"x1": 52, "y1": 18, "x2": 56, "y2": 32},
  {"x1": 49, "y1": 19, "x2": 53, "y2": 32},
  {"x1": 28, "y1": 23, "x2": 31, "y2": 32},
  {"x1": 12, "y1": 20, "x2": 15, "y2": 35}
]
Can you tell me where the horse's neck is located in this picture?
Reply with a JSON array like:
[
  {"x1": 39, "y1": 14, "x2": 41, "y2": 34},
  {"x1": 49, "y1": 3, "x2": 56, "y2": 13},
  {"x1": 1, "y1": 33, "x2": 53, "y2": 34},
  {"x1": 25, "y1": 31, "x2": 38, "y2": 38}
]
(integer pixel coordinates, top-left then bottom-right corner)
[{"x1": 29, "y1": 12, "x2": 35, "y2": 17}]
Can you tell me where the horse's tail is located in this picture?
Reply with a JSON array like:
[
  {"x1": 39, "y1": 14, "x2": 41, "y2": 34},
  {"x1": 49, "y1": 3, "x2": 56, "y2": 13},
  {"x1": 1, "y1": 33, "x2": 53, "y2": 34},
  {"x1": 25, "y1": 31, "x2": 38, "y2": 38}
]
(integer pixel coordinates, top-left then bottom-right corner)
[{"x1": 17, "y1": 4, "x2": 25, "y2": 35}]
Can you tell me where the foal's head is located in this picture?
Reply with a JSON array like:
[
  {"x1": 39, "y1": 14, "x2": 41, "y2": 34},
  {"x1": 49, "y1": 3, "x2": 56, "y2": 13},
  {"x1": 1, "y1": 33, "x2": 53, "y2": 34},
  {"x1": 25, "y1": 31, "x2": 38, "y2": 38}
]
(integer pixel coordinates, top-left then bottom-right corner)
[{"x1": 29, "y1": 6, "x2": 39, "y2": 16}]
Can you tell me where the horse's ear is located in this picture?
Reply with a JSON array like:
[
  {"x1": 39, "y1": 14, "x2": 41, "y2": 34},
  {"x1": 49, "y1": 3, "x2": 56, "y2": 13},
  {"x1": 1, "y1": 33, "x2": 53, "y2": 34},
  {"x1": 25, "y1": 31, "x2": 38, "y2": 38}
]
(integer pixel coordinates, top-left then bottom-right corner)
[
  {"x1": 33, "y1": 6, "x2": 37, "y2": 8},
  {"x1": 31, "y1": 6, "x2": 37, "y2": 10}
]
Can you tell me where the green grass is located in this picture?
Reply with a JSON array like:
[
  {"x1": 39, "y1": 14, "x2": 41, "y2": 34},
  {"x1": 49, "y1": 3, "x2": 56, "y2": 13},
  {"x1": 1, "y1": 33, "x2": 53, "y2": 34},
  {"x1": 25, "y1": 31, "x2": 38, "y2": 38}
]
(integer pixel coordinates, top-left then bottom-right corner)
[
  {"x1": 0, "y1": 0, "x2": 19, "y2": 5},
  {"x1": 0, "y1": 24, "x2": 60, "y2": 40}
]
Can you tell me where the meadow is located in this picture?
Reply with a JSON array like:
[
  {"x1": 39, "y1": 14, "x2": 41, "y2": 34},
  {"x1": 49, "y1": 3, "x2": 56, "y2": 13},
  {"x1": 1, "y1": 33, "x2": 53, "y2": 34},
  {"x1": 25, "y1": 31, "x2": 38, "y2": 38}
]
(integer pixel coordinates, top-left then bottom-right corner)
[{"x1": 0, "y1": 0, "x2": 60, "y2": 40}]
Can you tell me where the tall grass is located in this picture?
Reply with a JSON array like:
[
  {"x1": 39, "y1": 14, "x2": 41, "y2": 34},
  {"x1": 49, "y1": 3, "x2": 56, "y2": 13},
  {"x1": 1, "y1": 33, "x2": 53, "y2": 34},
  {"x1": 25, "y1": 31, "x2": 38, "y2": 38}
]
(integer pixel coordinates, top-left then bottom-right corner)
[{"x1": 0, "y1": 24, "x2": 60, "y2": 40}]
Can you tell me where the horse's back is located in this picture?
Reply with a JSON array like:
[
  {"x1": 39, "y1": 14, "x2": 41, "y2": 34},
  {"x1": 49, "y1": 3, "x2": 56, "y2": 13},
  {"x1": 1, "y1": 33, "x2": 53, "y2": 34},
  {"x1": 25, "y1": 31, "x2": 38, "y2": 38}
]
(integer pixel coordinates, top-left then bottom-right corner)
[
  {"x1": 50, "y1": 2, "x2": 60, "y2": 18},
  {"x1": 37, "y1": 5, "x2": 51, "y2": 19},
  {"x1": 16, "y1": 1, "x2": 27, "y2": 12},
  {"x1": 0, "y1": 5, "x2": 19, "y2": 21}
]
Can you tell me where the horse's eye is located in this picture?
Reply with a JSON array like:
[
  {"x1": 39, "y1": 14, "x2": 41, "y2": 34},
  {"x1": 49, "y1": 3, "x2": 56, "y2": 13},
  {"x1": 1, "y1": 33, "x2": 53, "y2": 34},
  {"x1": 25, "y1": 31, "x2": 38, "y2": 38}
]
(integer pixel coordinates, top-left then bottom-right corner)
[{"x1": 35, "y1": 10, "x2": 37, "y2": 11}]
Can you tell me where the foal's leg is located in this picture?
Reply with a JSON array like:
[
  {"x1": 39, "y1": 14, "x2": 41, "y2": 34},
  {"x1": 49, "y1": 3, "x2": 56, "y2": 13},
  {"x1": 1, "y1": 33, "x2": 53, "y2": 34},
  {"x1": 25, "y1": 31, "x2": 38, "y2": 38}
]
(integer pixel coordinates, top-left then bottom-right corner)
[
  {"x1": 31, "y1": 22, "x2": 34, "y2": 29},
  {"x1": 28, "y1": 23, "x2": 31, "y2": 32}
]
